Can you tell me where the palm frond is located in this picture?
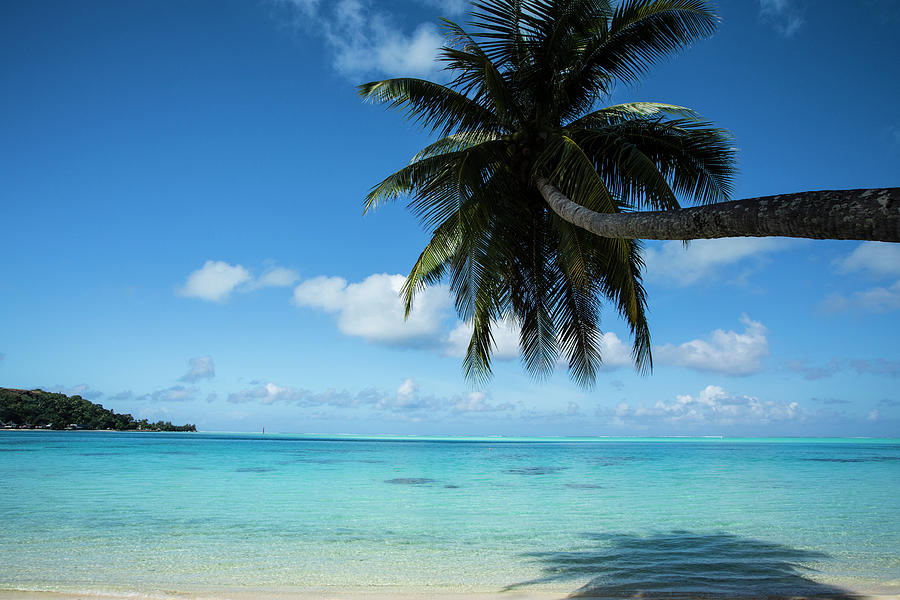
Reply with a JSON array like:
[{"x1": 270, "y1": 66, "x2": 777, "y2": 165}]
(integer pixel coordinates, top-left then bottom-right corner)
[
  {"x1": 555, "y1": 0, "x2": 717, "y2": 115},
  {"x1": 360, "y1": 0, "x2": 732, "y2": 387},
  {"x1": 358, "y1": 78, "x2": 501, "y2": 136},
  {"x1": 577, "y1": 118, "x2": 735, "y2": 207},
  {"x1": 567, "y1": 101, "x2": 699, "y2": 128},
  {"x1": 589, "y1": 0, "x2": 718, "y2": 86},
  {"x1": 533, "y1": 133, "x2": 620, "y2": 213},
  {"x1": 439, "y1": 20, "x2": 524, "y2": 128},
  {"x1": 411, "y1": 131, "x2": 503, "y2": 162}
]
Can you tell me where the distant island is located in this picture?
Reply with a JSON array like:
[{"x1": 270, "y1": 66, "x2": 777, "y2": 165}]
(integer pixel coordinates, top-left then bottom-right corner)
[{"x1": 0, "y1": 388, "x2": 196, "y2": 431}]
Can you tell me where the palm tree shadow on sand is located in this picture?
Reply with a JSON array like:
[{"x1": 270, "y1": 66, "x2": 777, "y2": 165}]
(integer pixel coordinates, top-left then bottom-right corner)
[{"x1": 504, "y1": 531, "x2": 861, "y2": 599}]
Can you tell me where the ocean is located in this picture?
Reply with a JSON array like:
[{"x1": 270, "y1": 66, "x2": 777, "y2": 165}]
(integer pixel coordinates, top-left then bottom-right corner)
[{"x1": 1, "y1": 432, "x2": 898, "y2": 598}]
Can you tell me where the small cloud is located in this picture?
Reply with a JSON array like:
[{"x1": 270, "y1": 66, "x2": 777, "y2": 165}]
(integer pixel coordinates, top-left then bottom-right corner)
[
  {"x1": 48, "y1": 384, "x2": 104, "y2": 400},
  {"x1": 758, "y1": 0, "x2": 804, "y2": 37},
  {"x1": 177, "y1": 260, "x2": 252, "y2": 302},
  {"x1": 141, "y1": 385, "x2": 200, "y2": 403},
  {"x1": 599, "y1": 332, "x2": 632, "y2": 368},
  {"x1": 867, "y1": 409, "x2": 880, "y2": 421},
  {"x1": 610, "y1": 379, "x2": 625, "y2": 391},
  {"x1": 643, "y1": 238, "x2": 794, "y2": 287},
  {"x1": 228, "y1": 382, "x2": 382, "y2": 408},
  {"x1": 822, "y1": 280, "x2": 900, "y2": 313},
  {"x1": 445, "y1": 320, "x2": 520, "y2": 360},
  {"x1": 228, "y1": 382, "x2": 308, "y2": 405},
  {"x1": 451, "y1": 390, "x2": 514, "y2": 413},
  {"x1": 825, "y1": 242, "x2": 900, "y2": 313},
  {"x1": 416, "y1": 0, "x2": 469, "y2": 15},
  {"x1": 225, "y1": 379, "x2": 522, "y2": 421},
  {"x1": 0, "y1": 352, "x2": 5, "y2": 361},
  {"x1": 279, "y1": 0, "x2": 442, "y2": 79},
  {"x1": 788, "y1": 358, "x2": 900, "y2": 379},
  {"x1": 206, "y1": 392, "x2": 218, "y2": 403},
  {"x1": 606, "y1": 384, "x2": 803, "y2": 427},
  {"x1": 178, "y1": 261, "x2": 298, "y2": 303},
  {"x1": 181, "y1": 356, "x2": 216, "y2": 383},
  {"x1": 787, "y1": 359, "x2": 841, "y2": 380},
  {"x1": 283, "y1": 0, "x2": 318, "y2": 17},
  {"x1": 293, "y1": 273, "x2": 452, "y2": 346},
  {"x1": 849, "y1": 359, "x2": 900, "y2": 377},
  {"x1": 879, "y1": 398, "x2": 900, "y2": 407},
  {"x1": 247, "y1": 266, "x2": 300, "y2": 290},
  {"x1": 655, "y1": 315, "x2": 769, "y2": 376},
  {"x1": 376, "y1": 378, "x2": 437, "y2": 413},
  {"x1": 834, "y1": 242, "x2": 900, "y2": 278},
  {"x1": 109, "y1": 390, "x2": 134, "y2": 402},
  {"x1": 810, "y1": 397, "x2": 852, "y2": 405},
  {"x1": 396, "y1": 378, "x2": 419, "y2": 402}
]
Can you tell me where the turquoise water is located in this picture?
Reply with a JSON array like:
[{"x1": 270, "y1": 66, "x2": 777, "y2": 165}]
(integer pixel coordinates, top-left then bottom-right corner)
[{"x1": 1, "y1": 432, "x2": 898, "y2": 597}]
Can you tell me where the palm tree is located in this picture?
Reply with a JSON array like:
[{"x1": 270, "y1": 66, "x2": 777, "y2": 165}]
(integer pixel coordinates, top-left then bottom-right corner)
[{"x1": 358, "y1": 0, "x2": 898, "y2": 385}]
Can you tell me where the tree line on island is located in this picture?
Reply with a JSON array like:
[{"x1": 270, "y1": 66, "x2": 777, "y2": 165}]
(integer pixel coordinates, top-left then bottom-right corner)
[{"x1": 0, "y1": 388, "x2": 196, "y2": 432}]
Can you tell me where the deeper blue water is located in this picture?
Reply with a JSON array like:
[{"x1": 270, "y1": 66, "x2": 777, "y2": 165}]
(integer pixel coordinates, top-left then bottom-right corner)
[{"x1": 1, "y1": 432, "x2": 898, "y2": 597}]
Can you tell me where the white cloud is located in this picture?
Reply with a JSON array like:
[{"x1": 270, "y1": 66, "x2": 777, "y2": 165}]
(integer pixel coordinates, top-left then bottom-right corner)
[
  {"x1": 178, "y1": 261, "x2": 298, "y2": 302},
  {"x1": 789, "y1": 358, "x2": 900, "y2": 379},
  {"x1": 849, "y1": 281, "x2": 900, "y2": 312},
  {"x1": 655, "y1": 315, "x2": 769, "y2": 376},
  {"x1": 867, "y1": 409, "x2": 880, "y2": 421},
  {"x1": 445, "y1": 320, "x2": 520, "y2": 360},
  {"x1": 416, "y1": 0, "x2": 469, "y2": 15},
  {"x1": 48, "y1": 383, "x2": 103, "y2": 399},
  {"x1": 285, "y1": 0, "x2": 319, "y2": 16},
  {"x1": 451, "y1": 390, "x2": 514, "y2": 413},
  {"x1": 396, "y1": 378, "x2": 419, "y2": 402},
  {"x1": 608, "y1": 384, "x2": 802, "y2": 427},
  {"x1": 141, "y1": 385, "x2": 200, "y2": 403},
  {"x1": 248, "y1": 266, "x2": 300, "y2": 290},
  {"x1": 231, "y1": 382, "x2": 300, "y2": 405},
  {"x1": 787, "y1": 358, "x2": 841, "y2": 380},
  {"x1": 758, "y1": 0, "x2": 804, "y2": 37},
  {"x1": 825, "y1": 243, "x2": 900, "y2": 313},
  {"x1": 835, "y1": 242, "x2": 900, "y2": 277},
  {"x1": 281, "y1": 0, "x2": 443, "y2": 78},
  {"x1": 293, "y1": 273, "x2": 452, "y2": 345},
  {"x1": 599, "y1": 332, "x2": 632, "y2": 368},
  {"x1": 181, "y1": 356, "x2": 215, "y2": 383},
  {"x1": 225, "y1": 379, "x2": 521, "y2": 420},
  {"x1": 228, "y1": 382, "x2": 379, "y2": 407},
  {"x1": 642, "y1": 238, "x2": 793, "y2": 287},
  {"x1": 227, "y1": 378, "x2": 442, "y2": 417},
  {"x1": 177, "y1": 260, "x2": 252, "y2": 302},
  {"x1": 850, "y1": 359, "x2": 900, "y2": 377}
]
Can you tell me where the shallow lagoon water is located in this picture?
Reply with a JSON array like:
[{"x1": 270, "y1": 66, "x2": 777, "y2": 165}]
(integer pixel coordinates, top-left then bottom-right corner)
[{"x1": 1, "y1": 432, "x2": 898, "y2": 597}]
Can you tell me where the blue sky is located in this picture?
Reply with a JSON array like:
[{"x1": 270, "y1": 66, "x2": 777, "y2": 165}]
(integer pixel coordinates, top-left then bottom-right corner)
[{"x1": 1, "y1": 0, "x2": 898, "y2": 436}]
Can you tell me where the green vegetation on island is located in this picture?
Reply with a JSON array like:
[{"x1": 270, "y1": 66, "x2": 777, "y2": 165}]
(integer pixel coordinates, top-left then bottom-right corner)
[{"x1": 0, "y1": 388, "x2": 196, "y2": 431}]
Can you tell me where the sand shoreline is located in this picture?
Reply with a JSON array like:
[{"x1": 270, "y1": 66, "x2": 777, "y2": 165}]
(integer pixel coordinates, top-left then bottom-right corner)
[
  {"x1": 2, "y1": 584, "x2": 899, "y2": 600},
  {"x1": 0, "y1": 590, "x2": 563, "y2": 600}
]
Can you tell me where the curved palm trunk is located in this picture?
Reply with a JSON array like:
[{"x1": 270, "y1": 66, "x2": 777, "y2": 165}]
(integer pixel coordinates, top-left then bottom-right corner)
[{"x1": 537, "y1": 178, "x2": 900, "y2": 242}]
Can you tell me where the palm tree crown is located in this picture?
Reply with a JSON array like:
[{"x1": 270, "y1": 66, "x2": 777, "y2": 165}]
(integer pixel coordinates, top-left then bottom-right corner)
[{"x1": 359, "y1": 0, "x2": 736, "y2": 387}]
